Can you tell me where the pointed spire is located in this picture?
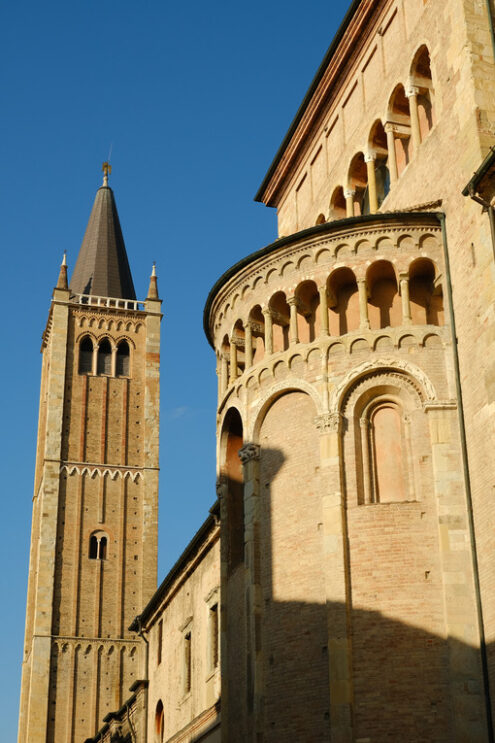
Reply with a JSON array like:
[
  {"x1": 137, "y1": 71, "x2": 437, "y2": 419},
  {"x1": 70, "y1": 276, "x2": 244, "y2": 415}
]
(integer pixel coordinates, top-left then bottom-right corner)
[
  {"x1": 147, "y1": 262, "x2": 159, "y2": 300},
  {"x1": 69, "y1": 166, "x2": 136, "y2": 300},
  {"x1": 56, "y1": 251, "x2": 69, "y2": 290}
]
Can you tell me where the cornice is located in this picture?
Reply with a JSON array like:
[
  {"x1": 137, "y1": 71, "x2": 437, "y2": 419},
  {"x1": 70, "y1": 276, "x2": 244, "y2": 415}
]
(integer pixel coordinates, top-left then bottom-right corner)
[{"x1": 255, "y1": 0, "x2": 384, "y2": 206}]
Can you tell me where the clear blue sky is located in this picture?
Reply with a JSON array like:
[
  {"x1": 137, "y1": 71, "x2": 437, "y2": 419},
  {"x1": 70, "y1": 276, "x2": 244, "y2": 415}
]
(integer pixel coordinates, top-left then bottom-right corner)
[{"x1": 1, "y1": 1, "x2": 350, "y2": 738}]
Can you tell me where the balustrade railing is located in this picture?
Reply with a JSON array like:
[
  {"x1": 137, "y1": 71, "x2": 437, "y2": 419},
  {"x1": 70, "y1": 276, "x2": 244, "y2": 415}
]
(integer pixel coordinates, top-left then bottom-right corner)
[{"x1": 72, "y1": 293, "x2": 145, "y2": 311}]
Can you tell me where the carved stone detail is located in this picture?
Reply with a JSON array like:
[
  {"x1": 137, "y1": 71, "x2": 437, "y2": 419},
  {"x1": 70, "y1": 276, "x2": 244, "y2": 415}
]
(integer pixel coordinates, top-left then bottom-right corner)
[
  {"x1": 315, "y1": 412, "x2": 343, "y2": 434},
  {"x1": 238, "y1": 443, "x2": 261, "y2": 463}
]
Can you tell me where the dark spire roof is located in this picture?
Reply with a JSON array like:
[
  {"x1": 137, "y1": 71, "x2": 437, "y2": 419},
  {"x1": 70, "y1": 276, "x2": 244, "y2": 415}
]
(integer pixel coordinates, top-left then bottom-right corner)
[{"x1": 69, "y1": 182, "x2": 136, "y2": 300}]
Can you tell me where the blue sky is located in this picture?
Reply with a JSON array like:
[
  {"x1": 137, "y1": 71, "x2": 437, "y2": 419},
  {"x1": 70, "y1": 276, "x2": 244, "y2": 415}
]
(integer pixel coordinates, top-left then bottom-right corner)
[{"x1": 1, "y1": 1, "x2": 350, "y2": 737}]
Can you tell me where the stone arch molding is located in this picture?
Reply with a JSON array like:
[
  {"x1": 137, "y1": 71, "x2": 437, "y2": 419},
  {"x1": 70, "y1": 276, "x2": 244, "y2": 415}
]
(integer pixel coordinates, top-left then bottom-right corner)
[
  {"x1": 249, "y1": 379, "x2": 323, "y2": 441},
  {"x1": 330, "y1": 357, "x2": 437, "y2": 414},
  {"x1": 60, "y1": 464, "x2": 142, "y2": 482}
]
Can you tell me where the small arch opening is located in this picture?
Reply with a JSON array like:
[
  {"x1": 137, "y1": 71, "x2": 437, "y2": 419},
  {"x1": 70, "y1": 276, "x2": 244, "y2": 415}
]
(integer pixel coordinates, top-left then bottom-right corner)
[
  {"x1": 155, "y1": 700, "x2": 164, "y2": 743},
  {"x1": 269, "y1": 292, "x2": 290, "y2": 352},
  {"x1": 89, "y1": 531, "x2": 108, "y2": 560},
  {"x1": 249, "y1": 305, "x2": 265, "y2": 365},
  {"x1": 294, "y1": 280, "x2": 320, "y2": 343},
  {"x1": 315, "y1": 213, "x2": 326, "y2": 225},
  {"x1": 327, "y1": 268, "x2": 359, "y2": 335},
  {"x1": 367, "y1": 261, "x2": 401, "y2": 329},
  {"x1": 409, "y1": 258, "x2": 444, "y2": 326},
  {"x1": 232, "y1": 320, "x2": 246, "y2": 376}
]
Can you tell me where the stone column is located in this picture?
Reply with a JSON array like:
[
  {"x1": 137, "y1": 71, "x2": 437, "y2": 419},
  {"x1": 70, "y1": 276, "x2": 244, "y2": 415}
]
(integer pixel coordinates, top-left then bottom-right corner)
[
  {"x1": 315, "y1": 413, "x2": 353, "y2": 743},
  {"x1": 357, "y1": 278, "x2": 370, "y2": 329},
  {"x1": 365, "y1": 152, "x2": 378, "y2": 212},
  {"x1": 262, "y1": 308, "x2": 273, "y2": 356},
  {"x1": 406, "y1": 81, "x2": 421, "y2": 154},
  {"x1": 318, "y1": 285, "x2": 329, "y2": 336},
  {"x1": 245, "y1": 323, "x2": 253, "y2": 369},
  {"x1": 288, "y1": 297, "x2": 299, "y2": 345},
  {"x1": 238, "y1": 443, "x2": 262, "y2": 742},
  {"x1": 221, "y1": 355, "x2": 228, "y2": 394},
  {"x1": 384, "y1": 123, "x2": 398, "y2": 184},
  {"x1": 344, "y1": 189, "x2": 355, "y2": 218},
  {"x1": 360, "y1": 417, "x2": 373, "y2": 504},
  {"x1": 399, "y1": 273, "x2": 412, "y2": 325},
  {"x1": 229, "y1": 341, "x2": 238, "y2": 384}
]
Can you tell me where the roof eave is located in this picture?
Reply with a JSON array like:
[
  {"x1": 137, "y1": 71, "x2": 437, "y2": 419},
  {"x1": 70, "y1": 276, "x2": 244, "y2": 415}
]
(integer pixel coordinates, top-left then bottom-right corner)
[{"x1": 254, "y1": 0, "x2": 364, "y2": 205}]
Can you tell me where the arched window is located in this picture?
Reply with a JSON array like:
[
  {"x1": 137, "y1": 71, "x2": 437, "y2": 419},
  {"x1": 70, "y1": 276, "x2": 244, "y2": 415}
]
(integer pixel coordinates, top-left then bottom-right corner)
[
  {"x1": 387, "y1": 84, "x2": 411, "y2": 177},
  {"x1": 89, "y1": 532, "x2": 108, "y2": 560},
  {"x1": 97, "y1": 339, "x2": 112, "y2": 375},
  {"x1": 116, "y1": 340, "x2": 130, "y2": 376},
  {"x1": 410, "y1": 45, "x2": 434, "y2": 140},
  {"x1": 315, "y1": 213, "x2": 326, "y2": 225},
  {"x1": 155, "y1": 700, "x2": 164, "y2": 743},
  {"x1": 79, "y1": 336, "x2": 94, "y2": 374},
  {"x1": 222, "y1": 408, "x2": 244, "y2": 573},
  {"x1": 369, "y1": 120, "x2": 390, "y2": 207},
  {"x1": 360, "y1": 399, "x2": 411, "y2": 504},
  {"x1": 348, "y1": 152, "x2": 369, "y2": 216}
]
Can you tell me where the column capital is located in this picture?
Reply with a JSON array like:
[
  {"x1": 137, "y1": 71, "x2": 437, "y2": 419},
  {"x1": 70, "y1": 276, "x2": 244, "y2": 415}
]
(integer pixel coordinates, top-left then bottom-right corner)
[
  {"x1": 399, "y1": 272, "x2": 409, "y2": 282},
  {"x1": 315, "y1": 412, "x2": 343, "y2": 434},
  {"x1": 344, "y1": 188, "x2": 355, "y2": 199},
  {"x1": 405, "y1": 79, "x2": 420, "y2": 98},
  {"x1": 238, "y1": 443, "x2": 261, "y2": 463},
  {"x1": 364, "y1": 151, "x2": 377, "y2": 163},
  {"x1": 215, "y1": 475, "x2": 228, "y2": 499},
  {"x1": 287, "y1": 296, "x2": 298, "y2": 307},
  {"x1": 262, "y1": 307, "x2": 271, "y2": 318}
]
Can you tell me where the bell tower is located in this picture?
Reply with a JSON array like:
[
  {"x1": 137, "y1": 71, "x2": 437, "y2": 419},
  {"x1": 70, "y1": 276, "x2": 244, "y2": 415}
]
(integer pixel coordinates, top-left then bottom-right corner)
[{"x1": 18, "y1": 166, "x2": 161, "y2": 743}]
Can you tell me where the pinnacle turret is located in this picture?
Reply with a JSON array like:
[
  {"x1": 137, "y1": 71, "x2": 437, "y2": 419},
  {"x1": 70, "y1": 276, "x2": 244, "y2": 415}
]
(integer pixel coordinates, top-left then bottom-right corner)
[
  {"x1": 146, "y1": 262, "x2": 159, "y2": 300},
  {"x1": 56, "y1": 252, "x2": 68, "y2": 290}
]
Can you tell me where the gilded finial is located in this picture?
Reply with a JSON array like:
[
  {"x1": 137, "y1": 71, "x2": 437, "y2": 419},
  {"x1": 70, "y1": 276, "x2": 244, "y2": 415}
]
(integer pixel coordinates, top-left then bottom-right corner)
[
  {"x1": 151, "y1": 262, "x2": 156, "y2": 277},
  {"x1": 102, "y1": 161, "x2": 112, "y2": 187}
]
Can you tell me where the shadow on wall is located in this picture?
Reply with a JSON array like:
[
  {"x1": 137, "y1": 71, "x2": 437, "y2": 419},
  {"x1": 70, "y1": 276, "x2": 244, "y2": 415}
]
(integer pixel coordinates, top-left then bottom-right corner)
[{"x1": 221, "y1": 437, "x2": 490, "y2": 742}]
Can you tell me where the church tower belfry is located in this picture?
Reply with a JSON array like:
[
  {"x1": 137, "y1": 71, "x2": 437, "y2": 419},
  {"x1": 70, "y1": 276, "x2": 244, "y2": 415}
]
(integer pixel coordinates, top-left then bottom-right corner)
[{"x1": 18, "y1": 168, "x2": 161, "y2": 743}]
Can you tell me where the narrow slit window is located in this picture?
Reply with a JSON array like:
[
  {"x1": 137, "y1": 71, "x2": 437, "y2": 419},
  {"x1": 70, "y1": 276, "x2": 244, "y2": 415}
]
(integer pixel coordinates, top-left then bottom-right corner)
[
  {"x1": 184, "y1": 632, "x2": 191, "y2": 694},
  {"x1": 157, "y1": 620, "x2": 163, "y2": 665},
  {"x1": 209, "y1": 604, "x2": 219, "y2": 670},
  {"x1": 116, "y1": 340, "x2": 130, "y2": 376}
]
